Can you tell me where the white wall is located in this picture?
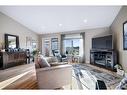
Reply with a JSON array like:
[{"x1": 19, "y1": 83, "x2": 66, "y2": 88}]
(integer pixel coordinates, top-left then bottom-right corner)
[
  {"x1": 39, "y1": 27, "x2": 111, "y2": 63},
  {"x1": 0, "y1": 12, "x2": 39, "y2": 49},
  {"x1": 111, "y1": 6, "x2": 127, "y2": 71}
]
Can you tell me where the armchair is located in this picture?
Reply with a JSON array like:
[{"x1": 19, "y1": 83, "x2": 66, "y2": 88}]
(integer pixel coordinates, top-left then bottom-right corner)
[{"x1": 52, "y1": 50, "x2": 68, "y2": 62}]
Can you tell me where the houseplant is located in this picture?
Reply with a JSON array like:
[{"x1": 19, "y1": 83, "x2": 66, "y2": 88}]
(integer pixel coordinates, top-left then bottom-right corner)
[
  {"x1": 114, "y1": 64, "x2": 124, "y2": 76},
  {"x1": 0, "y1": 41, "x2": 5, "y2": 51},
  {"x1": 32, "y1": 49, "x2": 39, "y2": 56},
  {"x1": 32, "y1": 49, "x2": 40, "y2": 62}
]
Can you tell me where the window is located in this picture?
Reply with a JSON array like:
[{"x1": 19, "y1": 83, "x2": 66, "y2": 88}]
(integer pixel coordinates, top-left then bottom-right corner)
[
  {"x1": 63, "y1": 35, "x2": 83, "y2": 55},
  {"x1": 51, "y1": 38, "x2": 58, "y2": 50},
  {"x1": 44, "y1": 39, "x2": 50, "y2": 57}
]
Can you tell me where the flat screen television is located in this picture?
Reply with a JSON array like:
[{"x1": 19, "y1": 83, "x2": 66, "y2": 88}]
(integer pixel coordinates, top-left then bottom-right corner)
[{"x1": 92, "y1": 35, "x2": 113, "y2": 50}]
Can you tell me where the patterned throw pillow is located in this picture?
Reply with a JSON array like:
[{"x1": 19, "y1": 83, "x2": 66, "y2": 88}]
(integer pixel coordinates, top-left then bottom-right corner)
[{"x1": 37, "y1": 55, "x2": 51, "y2": 68}]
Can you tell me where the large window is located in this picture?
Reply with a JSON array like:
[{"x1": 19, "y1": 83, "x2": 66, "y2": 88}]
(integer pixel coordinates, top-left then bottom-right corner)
[{"x1": 63, "y1": 34, "x2": 83, "y2": 56}]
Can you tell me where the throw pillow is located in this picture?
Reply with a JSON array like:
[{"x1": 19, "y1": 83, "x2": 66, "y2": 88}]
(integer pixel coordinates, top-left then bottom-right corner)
[{"x1": 38, "y1": 55, "x2": 51, "y2": 68}]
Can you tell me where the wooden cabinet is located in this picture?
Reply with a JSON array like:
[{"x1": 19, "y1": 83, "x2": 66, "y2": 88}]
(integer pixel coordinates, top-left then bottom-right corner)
[{"x1": 0, "y1": 51, "x2": 27, "y2": 69}]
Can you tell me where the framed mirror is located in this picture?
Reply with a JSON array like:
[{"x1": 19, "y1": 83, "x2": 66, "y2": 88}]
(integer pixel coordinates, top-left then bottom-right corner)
[
  {"x1": 123, "y1": 21, "x2": 127, "y2": 50},
  {"x1": 5, "y1": 34, "x2": 19, "y2": 49}
]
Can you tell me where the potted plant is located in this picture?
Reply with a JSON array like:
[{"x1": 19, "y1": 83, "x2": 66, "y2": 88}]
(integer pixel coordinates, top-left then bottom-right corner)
[
  {"x1": 32, "y1": 49, "x2": 40, "y2": 62},
  {"x1": 0, "y1": 41, "x2": 5, "y2": 52},
  {"x1": 32, "y1": 49, "x2": 39, "y2": 56},
  {"x1": 114, "y1": 64, "x2": 124, "y2": 76}
]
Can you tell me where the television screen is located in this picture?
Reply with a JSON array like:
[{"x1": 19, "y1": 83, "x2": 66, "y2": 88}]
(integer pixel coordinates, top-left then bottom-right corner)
[{"x1": 92, "y1": 35, "x2": 112, "y2": 49}]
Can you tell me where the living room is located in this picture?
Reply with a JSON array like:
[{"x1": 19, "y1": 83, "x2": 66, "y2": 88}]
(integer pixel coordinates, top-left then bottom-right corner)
[{"x1": 0, "y1": 5, "x2": 127, "y2": 90}]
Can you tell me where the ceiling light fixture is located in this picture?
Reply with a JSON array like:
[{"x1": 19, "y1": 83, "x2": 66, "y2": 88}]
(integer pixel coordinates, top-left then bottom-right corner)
[
  {"x1": 83, "y1": 19, "x2": 87, "y2": 23},
  {"x1": 59, "y1": 24, "x2": 62, "y2": 27}
]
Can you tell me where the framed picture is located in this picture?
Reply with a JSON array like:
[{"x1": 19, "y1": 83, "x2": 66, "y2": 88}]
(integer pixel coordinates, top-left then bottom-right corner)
[
  {"x1": 123, "y1": 21, "x2": 127, "y2": 50},
  {"x1": 51, "y1": 38, "x2": 58, "y2": 50}
]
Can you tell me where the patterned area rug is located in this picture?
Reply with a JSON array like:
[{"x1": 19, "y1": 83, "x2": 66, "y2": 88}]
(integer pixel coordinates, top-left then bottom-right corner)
[{"x1": 72, "y1": 64, "x2": 123, "y2": 89}]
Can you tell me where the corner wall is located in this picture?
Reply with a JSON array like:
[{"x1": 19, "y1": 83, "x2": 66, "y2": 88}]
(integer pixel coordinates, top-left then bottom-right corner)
[
  {"x1": 0, "y1": 12, "x2": 39, "y2": 49},
  {"x1": 111, "y1": 6, "x2": 127, "y2": 71}
]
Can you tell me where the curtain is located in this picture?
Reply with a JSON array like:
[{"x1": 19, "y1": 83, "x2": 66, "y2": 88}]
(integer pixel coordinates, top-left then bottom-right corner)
[
  {"x1": 80, "y1": 32, "x2": 85, "y2": 63},
  {"x1": 60, "y1": 34, "x2": 65, "y2": 54}
]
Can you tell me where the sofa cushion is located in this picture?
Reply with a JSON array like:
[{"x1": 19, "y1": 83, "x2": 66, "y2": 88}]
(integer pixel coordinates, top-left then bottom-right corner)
[
  {"x1": 45, "y1": 57, "x2": 58, "y2": 63},
  {"x1": 45, "y1": 57, "x2": 52, "y2": 63},
  {"x1": 50, "y1": 61, "x2": 67, "y2": 65},
  {"x1": 38, "y1": 55, "x2": 51, "y2": 68}
]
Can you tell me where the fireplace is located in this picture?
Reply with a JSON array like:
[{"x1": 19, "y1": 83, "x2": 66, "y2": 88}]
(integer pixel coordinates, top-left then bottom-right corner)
[{"x1": 90, "y1": 49, "x2": 117, "y2": 71}]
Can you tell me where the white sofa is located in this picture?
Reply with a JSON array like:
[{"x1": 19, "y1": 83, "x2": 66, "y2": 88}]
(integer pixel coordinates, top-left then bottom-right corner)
[{"x1": 35, "y1": 56, "x2": 72, "y2": 89}]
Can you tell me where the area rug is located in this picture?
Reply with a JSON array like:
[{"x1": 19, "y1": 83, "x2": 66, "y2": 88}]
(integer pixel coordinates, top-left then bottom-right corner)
[{"x1": 72, "y1": 64, "x2": 123, "y2": 89}]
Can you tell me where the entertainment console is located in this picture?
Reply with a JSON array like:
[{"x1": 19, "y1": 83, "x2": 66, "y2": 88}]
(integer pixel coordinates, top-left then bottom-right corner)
[
  {"x1": 90, "y1": 49, "x2": 117, "y2": 71},
  {"x1": 90, "y1": 35, "x2": 118, "y2": 71}
]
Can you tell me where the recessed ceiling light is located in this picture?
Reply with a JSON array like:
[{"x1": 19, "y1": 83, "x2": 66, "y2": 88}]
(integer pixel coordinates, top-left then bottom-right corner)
[
  {"x1": 59, "y1": 24, "x2": 62, "y2": 27},
  {"x1": 83, "y1": 19, "x2": 87, "y2": 23}
]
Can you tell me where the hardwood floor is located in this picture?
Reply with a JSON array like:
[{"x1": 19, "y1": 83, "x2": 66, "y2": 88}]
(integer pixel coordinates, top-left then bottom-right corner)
[
  {"x1": 0, "y1": 62, "x2": 121, "y2": 90},
  {"x1": 0, "y1": 63, "x2": 38, "y2": 89}
]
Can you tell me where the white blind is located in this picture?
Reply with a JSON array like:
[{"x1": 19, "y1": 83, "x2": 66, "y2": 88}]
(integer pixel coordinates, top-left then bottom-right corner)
[{"x1": 64, "y1": 34, "x2": 82, "y2": 39}]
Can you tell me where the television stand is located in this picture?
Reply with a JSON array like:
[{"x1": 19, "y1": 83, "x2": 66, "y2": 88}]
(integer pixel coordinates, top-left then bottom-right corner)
[{"x1": 90, "y1": 49, "x2": 117, "y2": 71}]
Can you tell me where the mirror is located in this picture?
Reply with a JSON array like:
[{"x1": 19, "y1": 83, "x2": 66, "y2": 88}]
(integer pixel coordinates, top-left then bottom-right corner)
[
  {"x1": 8, "y1": 36, "x2": 16, "y2": 48},
  {"x1": 123, "y1": 21, "x2": 127, "y2": 50},
  {"x1": 5, "y1": 34, "x2": 19, "y2": 49}
]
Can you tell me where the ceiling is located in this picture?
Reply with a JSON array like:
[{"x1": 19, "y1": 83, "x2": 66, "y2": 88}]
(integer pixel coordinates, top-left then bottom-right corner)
[{"x1": 0, "y1": 6, "x2": 121, "y2": 34}]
